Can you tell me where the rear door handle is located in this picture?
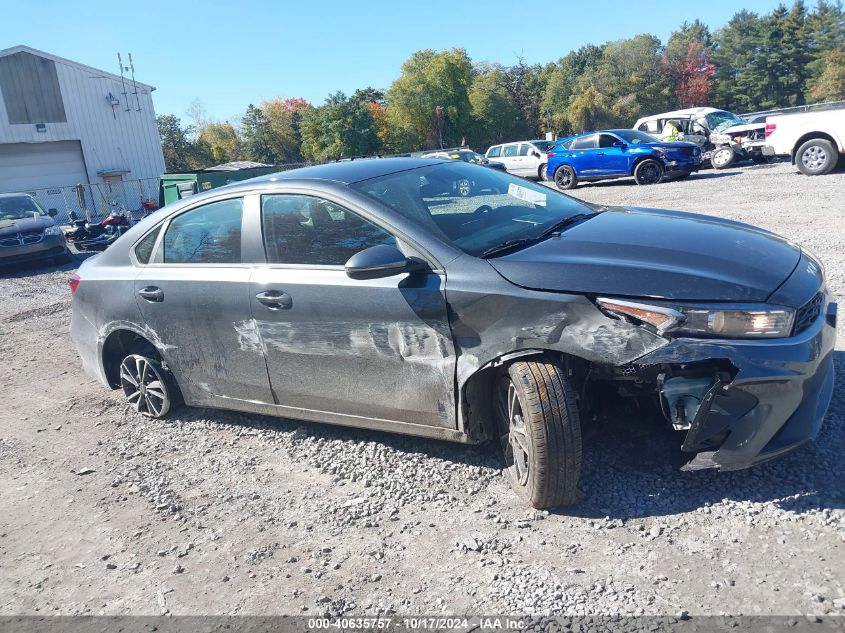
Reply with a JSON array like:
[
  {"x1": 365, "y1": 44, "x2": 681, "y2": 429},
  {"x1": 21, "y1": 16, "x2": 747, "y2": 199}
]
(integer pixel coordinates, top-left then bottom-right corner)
[
  {"x1": 138, "y1": 286, "x2": 164, "y2": 302},
  {"x1": 255, "y1": 290, "x2": 292, "y2": 310}
]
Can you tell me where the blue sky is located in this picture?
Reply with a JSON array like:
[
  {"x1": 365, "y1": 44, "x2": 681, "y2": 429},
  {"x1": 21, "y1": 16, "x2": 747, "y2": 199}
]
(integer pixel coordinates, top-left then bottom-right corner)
[{"x1": 5, "y1": 0, "x2": 788, "y2": 123}]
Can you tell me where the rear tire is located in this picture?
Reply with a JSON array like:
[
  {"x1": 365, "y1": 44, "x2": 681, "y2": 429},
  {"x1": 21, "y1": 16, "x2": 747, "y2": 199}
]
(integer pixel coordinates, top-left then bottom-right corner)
[
  {"x1": 119, "y1": 353, "x2": 177, "y2": 418},
  {"x1": 538, "y1": 163, "x2": 548, "y2": 180},
  {"x1": 495, "y1": 356, "x2": 583, "y2": 509},
  {"x1": 634, "y1": 159, "x2": 664, "y2": 185},
  {"x1": 796, "y1": 138, "x2": 837, "y2": 176},
  {"x1": 554, "y1": 165, "x2": 577, "y2": 190}
]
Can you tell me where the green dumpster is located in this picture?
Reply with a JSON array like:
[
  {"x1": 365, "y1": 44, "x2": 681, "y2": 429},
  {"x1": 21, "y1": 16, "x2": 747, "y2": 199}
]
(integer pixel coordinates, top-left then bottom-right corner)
[{"x1": 158, "y1": 161, "x2": 283, "y2": 207}]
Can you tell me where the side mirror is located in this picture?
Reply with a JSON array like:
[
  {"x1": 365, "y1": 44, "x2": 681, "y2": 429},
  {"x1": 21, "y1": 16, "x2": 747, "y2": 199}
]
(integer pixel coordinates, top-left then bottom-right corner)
[
  {"x1": 532, "y1": 151, "x2": 541, "y2": 158},
  {"x1": 613, "y1": 142, "x2": 627, "y2": 149},
  {"x1": 47, "y1": 208, "x2": 58, "y2": 217},
  {"x1": 345, "y1": 244, "x2": 421, "y2": 280}
]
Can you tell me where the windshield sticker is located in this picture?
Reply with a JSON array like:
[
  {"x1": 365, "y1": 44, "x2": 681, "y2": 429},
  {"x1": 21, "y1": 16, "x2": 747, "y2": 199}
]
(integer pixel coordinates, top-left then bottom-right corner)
[{"x1": 508, "y1": 183, "x2": 547, "y2": 207}]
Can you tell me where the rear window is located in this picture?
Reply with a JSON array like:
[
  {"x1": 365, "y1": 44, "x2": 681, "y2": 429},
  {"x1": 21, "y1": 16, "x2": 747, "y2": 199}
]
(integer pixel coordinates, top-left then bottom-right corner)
[
  {"x1": 163, "y1": 198, "x2": 243, "y2": 264},
  {"x1": 134, "y1": 225, "x2": 161, "y2": 264},
  {"x1": 570, "y1": 135, "x2": 597, "y2": 150}
]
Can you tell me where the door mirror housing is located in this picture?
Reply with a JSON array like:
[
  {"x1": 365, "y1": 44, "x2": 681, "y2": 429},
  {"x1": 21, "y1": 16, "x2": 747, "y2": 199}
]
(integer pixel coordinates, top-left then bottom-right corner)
[
  {"x1": 613, "y1": 141, "x2": 627, "y2": 149},
  {"x1": 531, "y1": 150, "x2": 541, "y2": 158},
  {"x1": 345, "y1": 244, "x2": 422, "y2": 280}
]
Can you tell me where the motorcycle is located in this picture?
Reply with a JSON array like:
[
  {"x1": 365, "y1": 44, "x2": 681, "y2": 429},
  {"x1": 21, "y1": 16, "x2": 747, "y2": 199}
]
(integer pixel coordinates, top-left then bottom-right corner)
[{"x1": 66, "y1": 203, "x2": 133, "y2": 251}]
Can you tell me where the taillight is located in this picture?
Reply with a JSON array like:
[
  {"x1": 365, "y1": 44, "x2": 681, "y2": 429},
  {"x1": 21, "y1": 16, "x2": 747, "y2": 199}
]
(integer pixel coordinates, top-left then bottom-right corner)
[
  {"x1": 765, "y1": 122, "x2": 777, "y2": 138},
  {"x1": 68, "y1": 273, "x2": 81, "y2": 295},
  {"x1": 548, "y1": 151, "x2": 556, "y2": 158}
]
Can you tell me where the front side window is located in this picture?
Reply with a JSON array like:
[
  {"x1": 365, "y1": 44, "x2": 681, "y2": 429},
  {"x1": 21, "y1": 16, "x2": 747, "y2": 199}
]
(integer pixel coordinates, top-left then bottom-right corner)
[
  {"x1": 162, "y1": 198, "x2": 243, "y2": 264},
  {"x1": 487, "y1": 146, "x2": 502, "y2": 158},
  {"x1": 352, "y1": 162, "x2": 591, "y2": 258},
  {"x1": 261, "y1": 195, "x2": 393, "y2": 266},
  {"x1": 502, "y1": 144, "x2": 519, "y2": 157}
]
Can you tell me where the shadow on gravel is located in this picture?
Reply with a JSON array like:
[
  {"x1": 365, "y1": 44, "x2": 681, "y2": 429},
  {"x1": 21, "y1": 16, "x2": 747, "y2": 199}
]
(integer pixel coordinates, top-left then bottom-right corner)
[
  {"x1": 565, "y1": 350, "x2": 845, "y2": 520},
  {"x1": 579, "y1": 170, "x2": 741, "y2": 189},
  {"x1": 0, "y1": 251, "x2": 95, "y2": 279}
]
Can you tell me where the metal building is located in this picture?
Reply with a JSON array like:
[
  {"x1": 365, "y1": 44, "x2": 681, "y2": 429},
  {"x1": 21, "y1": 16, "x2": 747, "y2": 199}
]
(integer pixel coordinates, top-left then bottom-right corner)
[{"x1": 0, "y1": 45, "x2": 165, "y2": 217}]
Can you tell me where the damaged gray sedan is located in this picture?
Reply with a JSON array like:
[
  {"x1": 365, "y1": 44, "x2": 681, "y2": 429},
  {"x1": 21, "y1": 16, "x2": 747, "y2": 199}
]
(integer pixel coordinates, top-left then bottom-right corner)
[{"x1": 69, "y1": 158, "x2": 837, "y2": 509}]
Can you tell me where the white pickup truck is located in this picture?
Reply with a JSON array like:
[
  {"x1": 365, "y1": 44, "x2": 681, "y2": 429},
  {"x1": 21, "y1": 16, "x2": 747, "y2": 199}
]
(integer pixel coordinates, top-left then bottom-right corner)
[{"x1": 763, "y1": 108, "x2": 845, "y2": 175}]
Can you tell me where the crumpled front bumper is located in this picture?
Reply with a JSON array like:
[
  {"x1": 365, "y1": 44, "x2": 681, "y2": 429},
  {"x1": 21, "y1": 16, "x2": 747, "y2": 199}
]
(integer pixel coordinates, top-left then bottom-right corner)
[{"x1": 635, "y1": 298, "x2": 837, "y2": 471}]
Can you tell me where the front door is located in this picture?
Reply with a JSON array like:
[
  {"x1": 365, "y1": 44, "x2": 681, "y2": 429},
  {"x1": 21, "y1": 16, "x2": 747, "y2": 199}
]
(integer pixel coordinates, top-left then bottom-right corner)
[
  {"x1": 134, "y1": 195, "x2": 274, "y2": 403},
  {"x1": 596, "y1": 133, "x2": 631, "y2": 175},
  {"x1": 250, "y1": 193, "x2": 457, "y2": 428}
]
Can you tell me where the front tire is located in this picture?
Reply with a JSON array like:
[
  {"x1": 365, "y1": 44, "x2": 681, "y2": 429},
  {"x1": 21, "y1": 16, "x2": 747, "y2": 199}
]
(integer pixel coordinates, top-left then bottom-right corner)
[
  {"x1": 495, "y1": 356, "x2": 582, "y2": 509},
  {"x1": 796, "y1": 138, "x2": 837, "y2": 176},
  {"x1": 634, "y1": 159, "x2": 664, "y2": 185},
  {"x1": 120, "y1": 354, "x2": 175, "y2": 418},
  {"x1": 710, "y1": 146, "x2": 735, "y2": 169},
  {"x1": 554, "y1": 165, "x2": 577, "y2": 190}
]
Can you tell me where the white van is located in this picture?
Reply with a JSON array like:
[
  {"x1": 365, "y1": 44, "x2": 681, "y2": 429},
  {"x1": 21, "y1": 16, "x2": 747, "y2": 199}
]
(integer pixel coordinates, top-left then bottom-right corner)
[{"x1": 485, "y1": 139, "x2": 554, "y2": 179}]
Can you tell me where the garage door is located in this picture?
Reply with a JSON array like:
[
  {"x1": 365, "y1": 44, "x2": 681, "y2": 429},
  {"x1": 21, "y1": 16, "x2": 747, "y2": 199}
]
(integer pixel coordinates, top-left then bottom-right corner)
[{"x1": 0, "y1": 141, "x2": 88, "y2": 193}]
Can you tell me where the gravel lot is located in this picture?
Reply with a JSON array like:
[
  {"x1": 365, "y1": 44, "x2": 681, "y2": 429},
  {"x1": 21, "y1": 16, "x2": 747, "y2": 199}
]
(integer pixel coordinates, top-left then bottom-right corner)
[{"x1": 0, "y1": 162, "x2": 843, "y2": 618}]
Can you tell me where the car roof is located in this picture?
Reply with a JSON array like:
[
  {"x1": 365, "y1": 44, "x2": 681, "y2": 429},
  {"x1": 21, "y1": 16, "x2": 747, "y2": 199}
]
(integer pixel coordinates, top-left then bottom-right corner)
[
  {"x1": 557, "y1": 129, "x2": 641, "y2": 141},
  {"x1": 634, "y1": 107, "x2": 726, "y2": 124},
  {"x1": 250, "y1": 157, "x2": 444, "y2": 185},
  {"x1": 0, "y1": 192, "x2": 33, "y2": 199}
]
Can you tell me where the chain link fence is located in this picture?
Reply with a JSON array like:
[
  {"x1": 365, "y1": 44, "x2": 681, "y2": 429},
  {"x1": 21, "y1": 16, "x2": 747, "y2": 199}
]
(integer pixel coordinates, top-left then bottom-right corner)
[{"x1": 21, "y1": 178, "x2": 160, "y2": 225}]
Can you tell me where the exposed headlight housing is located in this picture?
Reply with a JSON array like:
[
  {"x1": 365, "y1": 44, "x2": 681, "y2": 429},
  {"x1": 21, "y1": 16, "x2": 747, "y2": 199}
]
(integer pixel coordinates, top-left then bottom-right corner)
[
  {"x1": 596, "y1": 298, "x2": 795, "y2": 339},
  {"x1": 43, "y1": 225, "x2": 63, "y2": 236}
]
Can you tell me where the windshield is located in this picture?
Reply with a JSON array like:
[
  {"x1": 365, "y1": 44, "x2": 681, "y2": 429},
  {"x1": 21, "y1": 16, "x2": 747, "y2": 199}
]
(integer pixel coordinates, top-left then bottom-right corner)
[
  {"x1": 450, "y1": 151, "x2": 484, "y2": 162},
  {"x1": 705, "y1": 110, "x2": 746, "y2": 133},
  {"x1": 615, "y1": 129, "x2": 660, "y2": 144},
  {"x1": 351, "y1": 162, "x2": 592, "y2": 257},
  {"x1": 0, "y1": 196, "x2": 46, "y2": 220}
]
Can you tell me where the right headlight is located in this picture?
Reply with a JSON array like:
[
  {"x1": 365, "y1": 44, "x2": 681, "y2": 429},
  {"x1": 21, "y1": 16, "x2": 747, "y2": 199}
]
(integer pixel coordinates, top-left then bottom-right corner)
[{"x1": 596, "y1": 298, "x2": 795, "y2": 339}]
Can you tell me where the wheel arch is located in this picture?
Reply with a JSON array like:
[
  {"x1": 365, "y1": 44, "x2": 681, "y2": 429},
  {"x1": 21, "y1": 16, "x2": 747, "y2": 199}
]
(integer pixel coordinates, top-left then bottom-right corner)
[
  {"x1": 100, "y1": 325, "x2": 166, "y2": 389},
  {"x1": 630, "y1": 153, "x2": 661, "y2": 175},
  {"x1": 791, "y1": 132, "x2": 837, "y2": 164},
  {"x1": 459, "y1": 348, "x2": 589, "y2": 442}
]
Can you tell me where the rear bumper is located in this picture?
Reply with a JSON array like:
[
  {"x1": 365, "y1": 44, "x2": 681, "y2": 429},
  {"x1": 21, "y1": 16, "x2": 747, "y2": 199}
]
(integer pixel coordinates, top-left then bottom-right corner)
[
  {"x1": 635, "y1": 298, "x2": 837, "y2": 471},
  {"x1": 0, "y1": 235, "x2": 68, "y2": 264}
]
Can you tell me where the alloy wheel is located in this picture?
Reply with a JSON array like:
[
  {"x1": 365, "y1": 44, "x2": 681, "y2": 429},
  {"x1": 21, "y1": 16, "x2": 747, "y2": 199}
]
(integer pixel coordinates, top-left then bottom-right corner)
[
  {"x1": 639, "y1": 162, "x2": 661, "y2": 184},
  {"x1": 802, "y1": 145, "x2": 827, "y2": 171},
  {"x1": 120, "y1": 355, "x2": 171, "y2": 417},
  {"x1": 499, "y1": 379, "x2": 530, "y2": 486},
  {"x1": 555, "y1": 167, "x2": 573, "y2": 188}
]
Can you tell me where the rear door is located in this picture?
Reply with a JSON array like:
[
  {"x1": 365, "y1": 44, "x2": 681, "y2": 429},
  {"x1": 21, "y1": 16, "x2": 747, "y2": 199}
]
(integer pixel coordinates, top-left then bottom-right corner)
[
  {"x1": 249, "y1": 192, "x2": 457, "y2": 429},
  {"x1": 568, "y1": 134, "x2": 600, "y2": 175},
  {"x1": 498, "y1": 143, "x2": 521, "y2": 174},
  {"x1": 133, "y1": 194, "x2": 274, "y2": 403}
]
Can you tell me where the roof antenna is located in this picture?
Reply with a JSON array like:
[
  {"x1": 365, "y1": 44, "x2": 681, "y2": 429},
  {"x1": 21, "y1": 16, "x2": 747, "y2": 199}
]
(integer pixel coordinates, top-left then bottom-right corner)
[
  {"x1": 117, "y1": 53, "x2": 130, "y2": 112},
  {"x1": 128, "y1": 53, "x2": 142, "y2": 112}
]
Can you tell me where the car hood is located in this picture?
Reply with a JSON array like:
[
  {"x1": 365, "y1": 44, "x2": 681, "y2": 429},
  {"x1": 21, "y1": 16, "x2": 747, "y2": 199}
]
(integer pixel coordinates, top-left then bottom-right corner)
[
  {"x1": 0, "y1": 216, "x2": 52, "y2": 236},
  {"x1": 488, "y1": 207, "x2": 801, "y2": 302},
  {"x1": 720, "y1": 122, "x2": 764, "y2": 134},
  {"x1": 641, "y1": 141, "x2": 699, "y2": 150}
]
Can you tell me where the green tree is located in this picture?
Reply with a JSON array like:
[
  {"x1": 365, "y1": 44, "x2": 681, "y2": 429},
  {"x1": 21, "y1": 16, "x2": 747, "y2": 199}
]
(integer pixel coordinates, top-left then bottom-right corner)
[
  {"x1": 665, "y1": 19, "x2": 713, "y2": 67},
  {"x1": 468, "y1": 64, "x2": 529, "y2": 148},
  {"x1": 809, "y1": 49, "x2": 845, "y2": 100},
  {"x1": 241, "y1": 104, "x2": 276, "y2": 163},
  {"x1": 198, "y1": 121, "x2": 242, "y2": 164},
  {"x1": 712, "y1": 10, "x2": 764, "y2": 111},
  {"x1": 157, "y1": 114, "x2": 211, "y2": 171},
  {"x1": 385, "y1": 48, "x2": 473, "y2": 150},
  {"x1": 299, "y1": 92, "x2": 381, "y2": 161},
  {"x1": 807, "y1": 0, "x2": 845, "y2": 87},
  {"x1": 261, "y1": 98, "x2": 310, "y2": 163},
  {"x1": 541, "y1": 45, "x2": 604, "y2": 136}
]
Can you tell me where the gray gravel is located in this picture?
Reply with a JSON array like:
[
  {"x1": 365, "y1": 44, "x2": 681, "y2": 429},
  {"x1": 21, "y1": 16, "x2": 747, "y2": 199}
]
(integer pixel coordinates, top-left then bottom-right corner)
[{"x1": 0, "y1": 161, "x2": 843, "y2": 617}]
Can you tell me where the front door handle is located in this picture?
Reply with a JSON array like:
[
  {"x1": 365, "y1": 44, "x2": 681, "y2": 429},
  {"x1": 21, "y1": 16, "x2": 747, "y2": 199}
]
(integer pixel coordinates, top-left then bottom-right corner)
[
  {"x1": 138, "y1": 286, "x2": 164, "y2": 302},
  {"x1": 255, "y1": 290, "x2": 292, "y2": 310}
]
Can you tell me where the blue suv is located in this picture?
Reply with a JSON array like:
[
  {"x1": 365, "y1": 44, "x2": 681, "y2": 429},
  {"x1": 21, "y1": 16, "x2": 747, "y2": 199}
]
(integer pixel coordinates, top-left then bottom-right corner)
[{"x1": 547, "y1": 129, "x2": 702, "y2": 190}]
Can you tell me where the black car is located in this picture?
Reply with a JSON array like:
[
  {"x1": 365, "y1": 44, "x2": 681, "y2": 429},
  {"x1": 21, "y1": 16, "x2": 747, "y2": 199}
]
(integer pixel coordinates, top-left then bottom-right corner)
[
  {"x1": 70, "y1": 158, "x2": 836, "y2": 509},
  {"x1": 0, "y1": 193, "x2": 71, "y2": 266}
]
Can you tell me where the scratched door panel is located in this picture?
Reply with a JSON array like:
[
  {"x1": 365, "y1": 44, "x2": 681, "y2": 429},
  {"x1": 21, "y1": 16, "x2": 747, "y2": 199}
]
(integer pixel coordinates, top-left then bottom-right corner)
[{"x1": 248, "y1": 267, "x2": 457, "y2": 428}]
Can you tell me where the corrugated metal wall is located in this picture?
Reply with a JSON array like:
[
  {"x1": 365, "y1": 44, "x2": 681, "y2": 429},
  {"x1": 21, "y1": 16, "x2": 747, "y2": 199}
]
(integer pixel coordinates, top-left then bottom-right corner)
[{"x1": 0, "y1": 49, "x2": 165, "y2": 191}]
